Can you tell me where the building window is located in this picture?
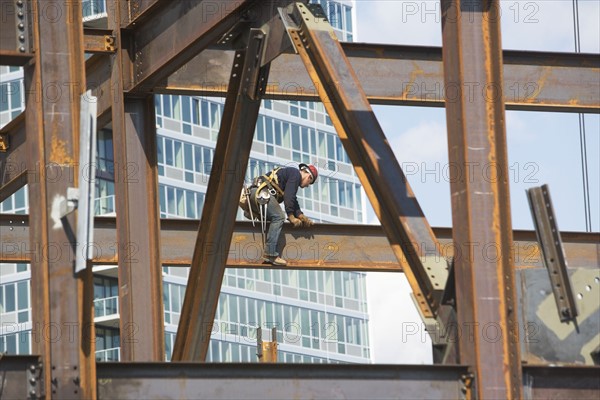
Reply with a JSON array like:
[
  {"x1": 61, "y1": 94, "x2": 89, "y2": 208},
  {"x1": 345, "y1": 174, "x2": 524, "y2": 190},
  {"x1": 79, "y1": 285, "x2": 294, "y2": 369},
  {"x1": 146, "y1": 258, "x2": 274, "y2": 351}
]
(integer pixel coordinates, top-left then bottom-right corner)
[
  {"x1": 96, "y1": 327, "x2": 120, "y2": 362},
  {"x1": 94, "y1": 276, "x2": 119, "y2": 318}
]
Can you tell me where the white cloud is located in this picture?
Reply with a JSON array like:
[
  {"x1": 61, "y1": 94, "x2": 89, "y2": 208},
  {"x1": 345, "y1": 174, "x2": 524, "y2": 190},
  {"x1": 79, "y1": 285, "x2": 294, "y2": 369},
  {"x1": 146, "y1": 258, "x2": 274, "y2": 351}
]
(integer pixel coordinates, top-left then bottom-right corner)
[
  {"x1": 367, "y1": 272, "x2": 433, "y2": 363},
  {"x1": 390, "y1": 120, "x2": 448, "y2": 165}
]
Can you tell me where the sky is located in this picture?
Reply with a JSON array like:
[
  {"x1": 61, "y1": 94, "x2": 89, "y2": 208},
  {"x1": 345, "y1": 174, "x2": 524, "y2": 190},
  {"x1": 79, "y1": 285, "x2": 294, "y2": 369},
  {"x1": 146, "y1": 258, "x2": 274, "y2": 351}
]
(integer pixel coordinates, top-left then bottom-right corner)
[{"x1": 351, "y1": 0, "x2": 600, "y2": 364}]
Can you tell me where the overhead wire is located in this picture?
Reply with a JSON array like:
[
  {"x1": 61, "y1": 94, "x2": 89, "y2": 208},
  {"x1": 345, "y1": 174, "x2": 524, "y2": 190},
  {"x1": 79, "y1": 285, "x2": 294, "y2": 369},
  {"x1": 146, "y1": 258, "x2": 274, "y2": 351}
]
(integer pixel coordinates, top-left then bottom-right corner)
[{"x1": 572, "y1": 0, "x2": 592, "y2": 232}]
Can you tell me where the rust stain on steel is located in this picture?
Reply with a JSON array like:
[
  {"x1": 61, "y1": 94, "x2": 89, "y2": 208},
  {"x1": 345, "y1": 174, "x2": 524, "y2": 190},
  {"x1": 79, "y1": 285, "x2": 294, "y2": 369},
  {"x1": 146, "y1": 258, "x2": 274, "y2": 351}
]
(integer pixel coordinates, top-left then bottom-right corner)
[
  {"x1": 49, "y1": 136, "x2": 75, "y2": 165},
  {"x1": 526, "y1": 66, "x2": 552, "y2": 103}
]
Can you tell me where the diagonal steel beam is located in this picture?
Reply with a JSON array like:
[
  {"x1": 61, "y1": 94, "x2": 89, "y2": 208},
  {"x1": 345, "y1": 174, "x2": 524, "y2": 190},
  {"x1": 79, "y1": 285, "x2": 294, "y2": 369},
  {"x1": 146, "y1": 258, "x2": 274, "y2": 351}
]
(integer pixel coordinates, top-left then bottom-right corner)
[
  {"x1": 172, "y1": 29, "x2": 270, "y2": 362},
  {"x1": 160, "y1": 44, "x2": 600, "y2": 113},
  {"x1": 108, "y1": 0, "x2": 164, "y2": 362},
  {"x1": 122, "y1": 0, "x2": 169, "y2": 28},
  {"x1": 441, "y1": 0, "x2": 522, "y2": 397},
  {"x1": 25, "y1": 0, "x2": 96, "y2": 398},
  {"x1": 0, "y1": 112, "x2": 27, "y2": 202},
  {"x1": 286, "y1": 3, "x2": 447, "y2": 319},
  {"x1": 124, "y1": 0, "x2": 257, "y2": 92}
]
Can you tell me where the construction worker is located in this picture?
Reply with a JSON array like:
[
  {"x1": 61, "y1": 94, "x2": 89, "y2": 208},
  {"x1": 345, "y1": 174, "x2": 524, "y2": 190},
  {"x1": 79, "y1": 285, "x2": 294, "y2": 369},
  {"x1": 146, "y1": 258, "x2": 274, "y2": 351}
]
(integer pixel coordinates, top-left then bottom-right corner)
[{"x1": 240, "y1": 163, "x2": 318, "y2": 266}]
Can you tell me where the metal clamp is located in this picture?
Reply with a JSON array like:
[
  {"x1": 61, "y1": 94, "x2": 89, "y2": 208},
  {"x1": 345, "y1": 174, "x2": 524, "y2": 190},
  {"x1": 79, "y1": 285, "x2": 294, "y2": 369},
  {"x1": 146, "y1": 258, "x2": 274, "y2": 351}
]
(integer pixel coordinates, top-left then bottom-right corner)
[{"x1": 0, "y1": 132, "x2": 8, "y2": 152}]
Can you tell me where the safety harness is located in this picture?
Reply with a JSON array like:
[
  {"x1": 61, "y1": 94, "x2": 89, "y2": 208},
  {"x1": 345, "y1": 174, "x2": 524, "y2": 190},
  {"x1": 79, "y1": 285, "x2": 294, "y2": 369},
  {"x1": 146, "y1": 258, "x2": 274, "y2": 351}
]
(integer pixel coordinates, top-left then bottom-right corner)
[{"x1": 240, "y1": 167, "x2": 284, "y2": 249}]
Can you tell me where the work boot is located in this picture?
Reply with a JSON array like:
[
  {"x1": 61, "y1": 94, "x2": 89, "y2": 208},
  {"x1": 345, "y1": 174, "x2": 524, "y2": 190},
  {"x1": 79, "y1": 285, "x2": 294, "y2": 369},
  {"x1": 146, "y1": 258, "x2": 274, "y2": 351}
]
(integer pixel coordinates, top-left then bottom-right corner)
[{"x1": 263, "y1": 256, "x2": 287, "y2": 266}]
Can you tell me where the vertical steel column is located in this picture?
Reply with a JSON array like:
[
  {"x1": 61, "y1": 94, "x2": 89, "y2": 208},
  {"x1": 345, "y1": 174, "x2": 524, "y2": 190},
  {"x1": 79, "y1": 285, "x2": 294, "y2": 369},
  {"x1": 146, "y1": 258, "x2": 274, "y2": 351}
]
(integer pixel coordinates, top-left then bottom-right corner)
[
  {"x1": 26, "y1": 0, "x2": 96, "y2": 398},
  {"x1": 441, "y1": 0, "x2": 522, "y2": 398},
  {"x1": 287, "y1": 4, "x2": 448, "y2": 319},
  {"x1": 172, "y1": 30, "x2": 269, "y2": 361},
  {"x1": 108, "y1": 0, "x2": 165, "y2": 362}
]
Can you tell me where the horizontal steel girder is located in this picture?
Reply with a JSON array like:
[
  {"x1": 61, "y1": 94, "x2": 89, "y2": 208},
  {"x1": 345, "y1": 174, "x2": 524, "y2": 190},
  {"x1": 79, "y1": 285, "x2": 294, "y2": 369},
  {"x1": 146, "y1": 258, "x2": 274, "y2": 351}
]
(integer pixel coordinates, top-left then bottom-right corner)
[
  {"x1": 159, "y1": 43, "x2": 600, "y2": 113},
  {"x1": 96, "y1": 363, "x2": 469, "y2": 399},
  {"x1": 1, "y1": 215, "x2": 598, "y2": 270}
]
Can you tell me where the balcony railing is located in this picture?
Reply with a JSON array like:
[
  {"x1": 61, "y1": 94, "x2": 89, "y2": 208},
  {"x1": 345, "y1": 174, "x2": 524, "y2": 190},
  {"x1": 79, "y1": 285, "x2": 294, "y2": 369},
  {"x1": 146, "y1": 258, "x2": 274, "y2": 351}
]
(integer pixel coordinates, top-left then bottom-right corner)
[
  {"x1": 94, "y1": 295, "x2": 119, "y2": 318},
  {"x1": 83, "y1": 0, "x2": 107, "y2": 19},
  {"x1": 96, "y1": 347, "x2": 120, "y2": 362}
]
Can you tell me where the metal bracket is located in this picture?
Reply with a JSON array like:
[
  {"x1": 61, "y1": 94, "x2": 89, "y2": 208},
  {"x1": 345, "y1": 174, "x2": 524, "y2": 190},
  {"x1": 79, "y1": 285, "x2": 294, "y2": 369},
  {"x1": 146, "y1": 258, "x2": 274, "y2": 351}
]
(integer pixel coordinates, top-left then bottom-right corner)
[
  {"x1": 59, "y1": 187, "x2": 80, "y2": 218},
  {"x1": 0, "y1": 132, "x2": 8, "y2": 152},
  {"x1": 257, "y1": 327, "x2": 278, "y2": 362},
  {"x1": 526, "y1": 184, "x2": 578, "y2": 322},
  {"x1": 104, "y1": 35, "x2": 116, "y2": 52}
]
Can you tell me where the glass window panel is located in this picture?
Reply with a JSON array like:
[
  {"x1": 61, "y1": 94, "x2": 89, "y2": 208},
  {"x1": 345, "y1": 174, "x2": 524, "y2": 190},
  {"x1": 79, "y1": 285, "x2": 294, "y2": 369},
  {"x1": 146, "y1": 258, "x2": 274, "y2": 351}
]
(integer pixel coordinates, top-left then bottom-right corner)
[
  {"x1": 17, "y1": 281, "x2": 27, "y2": 309},
  {"x1": 1, "y1": 83, "x2": 9, "y2": 112},
  {"x1": 194, "y1": 146, "x2": 202, "y2": 172},
  {"x1": 310, "y1": 129, "x2": 317, "y2": 155},
  {"x1": 165, "y1": 139, "x2": 173, "y2": 166},
  {"x1": 186, "y1": 191, "x2": 196, "y2": 218},
  {"x1": 167, "y1": 187, "x2": 176, "y2": 214},
  {"x1": 275, "y1": 121, "x2": 282, "y2": 146},
  {"x1": 201, "y1": 100, "x2": 209, "y2": 127},
  {"x1": 173, "y1": 95, "x2": 181, "y2": 120},
  {"x1": 292, "y1": 125, "x2": 300, "y2": 149},
  {"x1": 181, "y1": 96, "x2": 191, "y2": 122},
  {"x1": 10, "y1": 81, "x2": 20, "y2": 109},
  {"x1": 265, "y1": 117, "x2": 273, "y2": 143},
  {"x1": 174, "y1": 141, "x2": 183, "y2": 168},
  {"x1": 156, "y1": 137, "x2": 164, "y2": 164},
  {"x1": 327, "y1": 134, "x2": 335, "y2": 160},
  {"x1": 256, "y1": 116, "x2": 264, "y2": 141},
  {"x1": 192, "y1": 98, "x2": 200, "y2": 125},
  {"x1": 5, "y1": 284, "x2": 15, "y2": 312},
  {"x1": 184, "y1": 143, "x2": 193, "y2": 171},
  {"x1": 6, "y1": 334, "x2": 16, "y2": 354},
  {"x1": 282, "y1": 122, "x2": 291, "y2": 147},
  {"x1": 301, "y1": 127, "x2": 309, "y2": 152},
  {"x1": 210, "y1": 102, "x2": 220, "y2": 129},
  {"x1": 163, "y1": 95, "x2": 172, "y2": 118}
]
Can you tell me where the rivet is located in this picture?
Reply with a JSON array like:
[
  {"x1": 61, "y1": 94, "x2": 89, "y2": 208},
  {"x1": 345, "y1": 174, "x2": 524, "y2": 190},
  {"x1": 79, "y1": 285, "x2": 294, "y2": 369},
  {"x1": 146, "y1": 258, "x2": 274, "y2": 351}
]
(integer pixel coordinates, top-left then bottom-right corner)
[
  {"x1": 17, "y1": 0, "x2": 23, "y2": 5},
  {"x1": 18, "y1": 23, "x2": 24, "y2": 30},
  {"x1": 19, "y1": 46, "x2": 25, "y2": 52},
  {"x1": 19, "y1": 34, "x2": 25, "y2": 42},
  {"x1": 17, "y1": 11, "x2": 23, "y2": 18}
]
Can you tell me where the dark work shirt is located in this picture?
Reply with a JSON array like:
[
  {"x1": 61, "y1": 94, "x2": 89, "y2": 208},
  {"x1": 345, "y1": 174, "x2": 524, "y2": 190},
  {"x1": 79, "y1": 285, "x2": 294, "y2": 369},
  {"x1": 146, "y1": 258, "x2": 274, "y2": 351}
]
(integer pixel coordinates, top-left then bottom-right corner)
[{"x1": 267, "y1": 167, "x2": 303, "y2": 217}]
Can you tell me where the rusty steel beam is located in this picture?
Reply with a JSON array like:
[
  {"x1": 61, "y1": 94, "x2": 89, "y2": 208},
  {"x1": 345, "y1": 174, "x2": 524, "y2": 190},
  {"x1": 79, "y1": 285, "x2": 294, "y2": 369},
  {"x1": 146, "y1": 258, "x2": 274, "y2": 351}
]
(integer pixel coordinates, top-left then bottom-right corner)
[
  {"x1": 287, "y1": 3, "x2": 448, "y2": 319},
  {"x1": 0, "y1": 112, "x2": 27, "y2": 202},
  {"x1": 83, "y1": 28, "x2": 116, "y2": 54},
  {"x1": 122, "y1": 0, "x2": 170, "y2": 28},
  {"x1": 108, "y1": 0, "x2": 164, "y2": 362},
  {"x1": 441, "y1": 0, "x2": 522, "y2": 398},
  {"x1": 96, "y1": 363, "x2": 469, "y2": 399},
  {"x1": 124, "y1": 0, "x2": 256, "y2": 93},
  {"x1": 522, "y1": 365, "x2": 600, "y2": 399},
  {"x1": 2, "y1": 214, "x2": 599, "y2": 270},
  {"x1": 172, "y1": 30, "x2": 270, "y2": 362},
  {"x1": 160, "y1": 44, "x2": 600, "y2": 113},
  {"x1": 0, "y1": 0, "x2": 33, "y2": 66},
  {"x1": 25, "y1": 0, "x2": 96, "y2": 398}
]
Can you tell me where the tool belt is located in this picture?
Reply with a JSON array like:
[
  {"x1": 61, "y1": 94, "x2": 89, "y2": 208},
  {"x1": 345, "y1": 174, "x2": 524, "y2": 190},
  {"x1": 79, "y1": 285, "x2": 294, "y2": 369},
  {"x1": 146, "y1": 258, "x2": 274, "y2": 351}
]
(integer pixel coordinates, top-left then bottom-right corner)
[{"x1": 239, "y1": 168, "x2": 284, "y2": 217}]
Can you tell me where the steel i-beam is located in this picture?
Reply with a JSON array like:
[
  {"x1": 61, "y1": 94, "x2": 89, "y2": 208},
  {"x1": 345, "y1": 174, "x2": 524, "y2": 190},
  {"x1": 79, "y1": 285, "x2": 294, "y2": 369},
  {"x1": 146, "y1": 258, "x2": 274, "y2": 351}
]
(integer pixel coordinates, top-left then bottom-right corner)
[
  {"x1": 25, "y1": 0, "x2": 95, "y2": 398},
  {"x1": 286, "y1": 3, "x2": 448, "y2": 318},
  {"x1": 108, "y1": 0, "x2": 164, "y2": 362},
  {"x1": 441, "y1": 0, "x2": 522, "y2": 398},
  {"x1": 172, "y1": 29, "x2": 271, "y2": 361}
]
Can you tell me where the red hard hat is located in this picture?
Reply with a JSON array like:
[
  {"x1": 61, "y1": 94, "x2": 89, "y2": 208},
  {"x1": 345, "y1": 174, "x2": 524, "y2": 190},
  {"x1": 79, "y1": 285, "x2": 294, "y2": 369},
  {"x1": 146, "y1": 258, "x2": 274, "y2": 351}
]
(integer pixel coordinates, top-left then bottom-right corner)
[{"x1": 299, "y1": 163, "x2": 318, "y2": 184}]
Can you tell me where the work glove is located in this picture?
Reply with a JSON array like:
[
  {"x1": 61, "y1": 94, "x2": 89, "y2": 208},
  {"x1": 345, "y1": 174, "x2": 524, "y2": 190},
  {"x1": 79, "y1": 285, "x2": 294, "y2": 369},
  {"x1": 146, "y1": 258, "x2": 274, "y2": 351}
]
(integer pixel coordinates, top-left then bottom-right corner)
[
  {"x1": 298, "y1": 214, "x2": 314, "y2": 227},
  {"x1": 288, "y1": 214, "x2": 302, "y2": 228}
]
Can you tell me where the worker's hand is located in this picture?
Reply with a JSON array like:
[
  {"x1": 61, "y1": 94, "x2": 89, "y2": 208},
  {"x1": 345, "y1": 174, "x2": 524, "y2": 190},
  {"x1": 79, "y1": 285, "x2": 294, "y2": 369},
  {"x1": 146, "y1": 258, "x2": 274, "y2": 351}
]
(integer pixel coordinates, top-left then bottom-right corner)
[
  {"x1": 298, "y1": 214, "x2": 314, "y2": 227},
  {"x1": 288, "y1": 214, "x2": 302, "y2": 228}
]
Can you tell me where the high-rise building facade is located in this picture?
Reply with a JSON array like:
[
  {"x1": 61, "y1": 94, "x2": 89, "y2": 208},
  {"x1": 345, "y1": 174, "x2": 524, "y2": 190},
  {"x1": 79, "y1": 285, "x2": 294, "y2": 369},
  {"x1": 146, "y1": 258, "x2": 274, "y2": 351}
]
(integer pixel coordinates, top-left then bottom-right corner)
[{"x1": 1, "y1": 0, "x2": 369, "y2": 364}]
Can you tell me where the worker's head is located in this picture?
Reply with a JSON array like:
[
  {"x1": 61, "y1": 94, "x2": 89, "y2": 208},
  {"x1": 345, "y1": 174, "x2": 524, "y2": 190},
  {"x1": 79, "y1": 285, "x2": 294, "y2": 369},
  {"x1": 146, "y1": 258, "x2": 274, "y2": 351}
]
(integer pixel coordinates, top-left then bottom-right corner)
[{"x1": 299, "y1": 163, "x2": 318, "y2": 187}]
